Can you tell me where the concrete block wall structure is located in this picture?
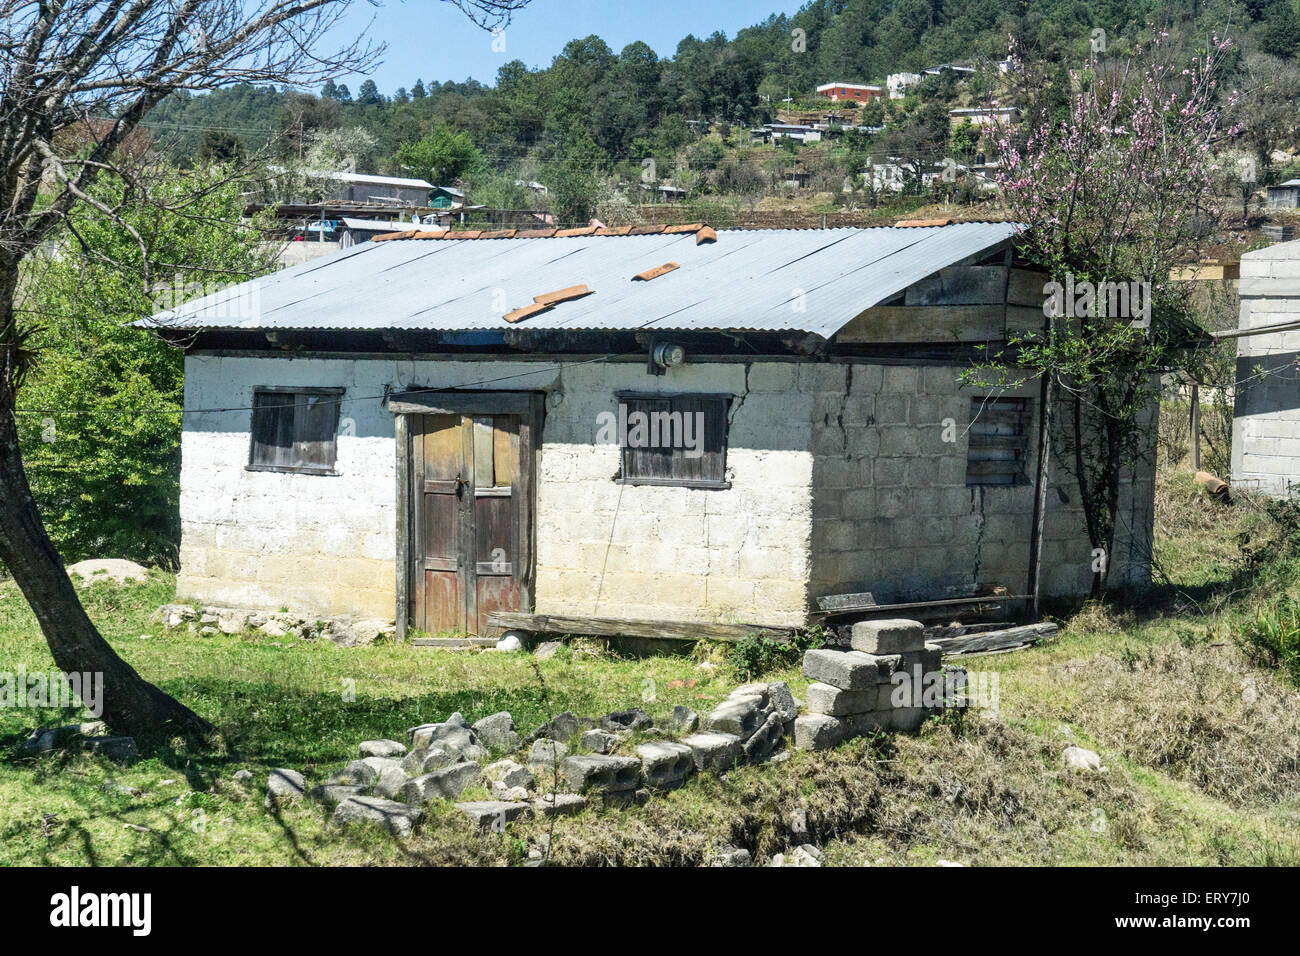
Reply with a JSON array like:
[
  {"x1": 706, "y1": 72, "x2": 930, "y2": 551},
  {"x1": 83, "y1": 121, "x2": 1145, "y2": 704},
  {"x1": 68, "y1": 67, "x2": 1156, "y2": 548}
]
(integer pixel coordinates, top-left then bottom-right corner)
[
  {"x1": 805, "y1": 362, "x2": 1155, "y2": 604},
  {"x1": 1232, "y1": 242, "x2": 1300, "y2": 496},
  {"x1": 176, "y1": 352, "x2": 1156, "y2": 629}
]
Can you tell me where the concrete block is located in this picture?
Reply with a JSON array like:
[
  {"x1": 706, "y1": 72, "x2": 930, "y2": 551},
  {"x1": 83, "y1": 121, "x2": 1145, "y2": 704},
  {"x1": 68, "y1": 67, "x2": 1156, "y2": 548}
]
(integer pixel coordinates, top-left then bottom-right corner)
[
  {"x1": 844, "y1": 711, "x2": 890, "y2": 737},
  {"x1": 889, "y1": 707, "x2": 928, "y2": 733},
  {"x1": 794, "y1": 714, "x2": 847, "y2": 750},
  {"x1": 802, "y1": 648, "x2": 902, "y2": 690},
  {"x1": 560, "y1": 754, "x2": 643, "y2": 793},
  {"x1": 636, "y1": 741, "x2": 696, "y2": 790},
  {"x1": 483, "y1": 759, "x2": 534, "y2": 791},
  {"x1": 742, "y1": 710, "x2": 787, "y2": 764},
  {"x1": 804, "y1": 681, "x2": 879, "y2": 716},
  {"x1": 704, "y1": 695, "x2": 765, "y2": 740},
  {"x1": 527, "y1": 738, "x2": 569, "y2": 770},
  {"x1": 681, "y1": 732, "x2": 742, "y2": 773},
  {"x1": 533, "y1": 793, "x2": 587, "y2": 818},
  {"x1": 373, "y1": 766, "x2": 410, "y2": 800},
  {"x1": 333, "y1": 796, "x2": 423, "y2": 838},
  {"x1": 455, "y1": 800, "x2": 533, "y2": 832},
  {"x1": 358, "y1": 739, "x2": 407, "y2": 758},
  {"x1": 850, "y1": 618, "x2": 927, "y2": 654},
  {"x1": 401, "y1": 747, "x2": 456, "y2": 775},
  {"x1": 311, "y1": 784, "x2": 368, "y2": 807},
  {"x1": 399, "y1": 762, "x2": 482, "y2": 804},
  {"x1": 580, "y1": 729, "x2": 622, "y2": 754}
]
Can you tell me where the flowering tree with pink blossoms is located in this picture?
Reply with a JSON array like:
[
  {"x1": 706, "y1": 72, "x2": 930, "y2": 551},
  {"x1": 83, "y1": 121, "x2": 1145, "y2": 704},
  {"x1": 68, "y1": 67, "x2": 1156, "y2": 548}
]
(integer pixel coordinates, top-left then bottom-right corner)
[{"x1": 970, "y1": 35, "x2": 1234, "y2": 596}]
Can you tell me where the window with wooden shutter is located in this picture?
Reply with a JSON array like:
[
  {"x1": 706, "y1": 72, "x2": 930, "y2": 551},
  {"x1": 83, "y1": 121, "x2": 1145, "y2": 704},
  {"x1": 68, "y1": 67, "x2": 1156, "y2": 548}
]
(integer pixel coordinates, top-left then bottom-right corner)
[
  {"x1": 965, "y1": 397, "x2": 1032, "y2": 486},
  {"x1": 614, "y1": 393, "x2": 731, "y2": 489},
  {"x1": 248, "y1": 387, "x2": 344, "y2": 475}
]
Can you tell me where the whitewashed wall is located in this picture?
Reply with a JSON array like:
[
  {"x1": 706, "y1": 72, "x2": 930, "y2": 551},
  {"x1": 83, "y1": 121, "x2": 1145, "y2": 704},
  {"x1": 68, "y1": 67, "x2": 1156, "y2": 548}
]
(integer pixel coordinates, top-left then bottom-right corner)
[{"x1": 177, "y1": 355, "x2": 815, "y2": 626}]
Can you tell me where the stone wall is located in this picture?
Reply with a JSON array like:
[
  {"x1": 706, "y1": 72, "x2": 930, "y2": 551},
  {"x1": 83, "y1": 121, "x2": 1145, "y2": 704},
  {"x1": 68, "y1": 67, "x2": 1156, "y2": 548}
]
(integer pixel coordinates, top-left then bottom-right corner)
[{"x1": 1232, "y1": 243, "x2": 1300, "y2": 496}]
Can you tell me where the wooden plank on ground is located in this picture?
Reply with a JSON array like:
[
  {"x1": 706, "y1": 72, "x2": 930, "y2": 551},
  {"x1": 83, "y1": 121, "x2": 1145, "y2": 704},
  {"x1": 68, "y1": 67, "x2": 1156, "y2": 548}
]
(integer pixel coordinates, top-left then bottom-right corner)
[
  {"x1": 486, "y1": 611, "x2": 794, "y2": 643},
  {"x1": 816, "y1": 591, "x2": 877, "y2": 613},
  {"x1": 929, "y1": 622, "x2": 1058, "y2": 656}
]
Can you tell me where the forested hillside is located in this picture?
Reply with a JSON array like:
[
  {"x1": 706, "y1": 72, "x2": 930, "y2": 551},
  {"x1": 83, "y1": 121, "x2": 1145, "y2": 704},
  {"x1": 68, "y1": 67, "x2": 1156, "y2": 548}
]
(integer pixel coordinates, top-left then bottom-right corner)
[{"x1": 146, "y1": 0, "x2": 1287, "y2": 178}]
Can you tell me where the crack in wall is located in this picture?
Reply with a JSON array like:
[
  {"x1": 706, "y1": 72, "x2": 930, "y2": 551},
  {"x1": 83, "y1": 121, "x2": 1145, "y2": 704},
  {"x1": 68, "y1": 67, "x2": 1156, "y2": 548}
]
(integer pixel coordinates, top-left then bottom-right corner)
[{"x1": 969, "y1": 484, "x2": 987, "y2": 587}]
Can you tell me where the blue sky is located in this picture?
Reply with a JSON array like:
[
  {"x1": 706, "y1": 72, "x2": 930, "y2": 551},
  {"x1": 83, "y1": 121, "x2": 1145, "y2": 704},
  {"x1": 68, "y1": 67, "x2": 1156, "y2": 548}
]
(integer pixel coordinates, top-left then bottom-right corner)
[{"x1": 330, "y1": 0, "x2": 807, "y2": 93}]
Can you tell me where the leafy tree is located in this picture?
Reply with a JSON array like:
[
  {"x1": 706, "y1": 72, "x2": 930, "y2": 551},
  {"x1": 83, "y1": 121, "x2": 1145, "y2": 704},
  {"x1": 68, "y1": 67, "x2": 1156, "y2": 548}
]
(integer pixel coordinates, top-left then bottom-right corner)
[
  {"x1": 972, "y1": 36, "x2": 1233, "y2": 596},
  {"x1": 394, "y1": 124, "x2": 483, "y2": 184},
  {"x1": 19, "y1": 171, "x2": 276, "y2": 566}
]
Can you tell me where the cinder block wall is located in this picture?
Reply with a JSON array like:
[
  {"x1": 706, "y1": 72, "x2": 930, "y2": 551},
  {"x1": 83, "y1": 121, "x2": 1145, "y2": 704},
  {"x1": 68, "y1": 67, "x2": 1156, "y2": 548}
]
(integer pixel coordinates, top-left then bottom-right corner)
[
  {"x1": 806, "y1": 361, "x2": 1155, "y2": 605},
  {"x1": 1232, "y1": 244, "x2": 1300, "y2": 496}
]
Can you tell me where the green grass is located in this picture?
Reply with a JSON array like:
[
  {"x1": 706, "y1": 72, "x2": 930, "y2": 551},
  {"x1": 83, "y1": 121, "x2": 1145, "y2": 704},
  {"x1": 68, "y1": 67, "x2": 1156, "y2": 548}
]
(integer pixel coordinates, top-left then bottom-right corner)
[{"x1": 3, "y1": 463, "x2": 1300, "y2": 865}]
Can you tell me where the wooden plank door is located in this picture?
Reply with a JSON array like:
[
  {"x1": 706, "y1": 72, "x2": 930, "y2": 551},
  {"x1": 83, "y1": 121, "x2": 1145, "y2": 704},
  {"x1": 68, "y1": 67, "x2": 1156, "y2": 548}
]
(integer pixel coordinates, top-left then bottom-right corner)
[
  {"x1": 412, "y1": 412, "x2": 524, "y2": 636},
  {"x1": 414, "y1": 413, "x2": 468, "y2": 634},
  {"x1": 468, "y1": 414, "x2": 522, "y2": 636}
]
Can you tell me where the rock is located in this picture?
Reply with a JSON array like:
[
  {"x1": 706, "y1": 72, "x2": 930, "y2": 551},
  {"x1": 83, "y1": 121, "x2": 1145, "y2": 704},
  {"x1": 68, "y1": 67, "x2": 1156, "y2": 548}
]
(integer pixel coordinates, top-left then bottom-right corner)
[
  {"x1": 936, "y1": 859, "x2": 966, "y2": 867},
  {"x1": 330, "y1": 757, "x2": 396, "y2": 787},
  {"x1": 533, "y1": 792, "x2": 587, "y2": 817},
  {"x1": 768, "y1": 845, "x2": 824, "y2": 867},
  {"x1": 636, "y1": 741, "x2": 695, "y2": 790},
  {"x1": 333, "y1": 796, "x2": 422, "y2": 838},
  {"x1": 401, "y1": 747, "x2": 456, "y2": 775},
  {"x1": 373, "y1": 766, "x2": 410, "y2": 800},
  {"x1": 400, "y1": 762, "x2": 482, "y2": 804},
  {"x1": 528, "y1": 711, "x2": 583, "y2": 743},
  {"x1": 668, "y1": 705, "x2": 699, "y2": 733},
  {"x1": 709, "y1": 846, "x2": 752, "y2": 867},
  {"x1": 802, "y1": 649, "x2": 901, "y2": 690},
  {"x1": 850, "y1": 618, "x2": 927, "y2": 654},
  {"x1": 217, "y1": 615, "x2": 245, "y2": 635},
  {"x1": 788, "y1": 808, "x2": 810, "y2": 843},
  {"x1": 472, "y1": 712, "x2": 519, "y2": 752},
  {"x1": 484, "y1": 759, "x2": 534, "y2": 790},
  {"x1": 681, "y1": 732, "x2": 741, "y2": 773},
  {"x1": 265, "y1": 768, "x2": 306, "y2": 806},
  {"x1": 766, "y1": 682, "x2": 799, "y2": 722},
  {"x1": 599, "y1": 708, "x2": 654, "y2": 733},
  {"x1": 794, "y1": 714, "x2": 846, "y2": 751},
  {"x1": 157, "y1": 604, "x2": 197, "y2": 629},
  {"x1": 336, "y1": 619, "x2": 392, "y2": 648},
  {"x1": 358, "y1": 739, "x2": 407, "y2": 758},
  {"x1": 259, "y1": 620, "x2": 288, "y2": 638},
  {"x1": 82, "y1": 736, "x2": 137, "y2": 763},
  {"x1": 534, "y1": 640, "x2": 563, "y2": 659},
  {"x1": 560, "y1": 754, "x2": 642, "y2": 794},
  {"x1": 492, "y1": 783, "x2": 530, "y2": 801},
  {"x1": 495, "y1": 634, "x2": 524, "y2": 651},
  {"x1": 730, "y1": 682, "x2": 770, "y2": 703},
  {"x1": 580, "y1": 728, "x2": 621, "y2": 754},
  {"x1": 199, "y1": 626, "x2": 219, "y2": 636},
  {"x1": 311, "y1": 783, "x2": 369, "y2": 807},
  {"x1": 444, "y1": 712, "x2": 470, "y2": 728},
  {"x1": 1063, "y1": 745, "x2": 1104, "y2": 773},
  {"x1": 23, "y1": 721, "x2": 108, "y2": 754},
  {"x1": 455, "y1": 800, "x2": 533, "y2": 832},
  {"x1": 233, "y1": 769, "x2": 254, "y2": 784},
  {"x1": 409, "y1": 721, "x2": 484, "y2": 761},
  {"x1": 66, "y1": 559, "x2": 148, "y2": 587},
  {"x1": 704, "y1": 695, "x2": 764, "y2": 740},
  {"x1": 527, "y1": 738, "x2": 568, "y2": 769}
]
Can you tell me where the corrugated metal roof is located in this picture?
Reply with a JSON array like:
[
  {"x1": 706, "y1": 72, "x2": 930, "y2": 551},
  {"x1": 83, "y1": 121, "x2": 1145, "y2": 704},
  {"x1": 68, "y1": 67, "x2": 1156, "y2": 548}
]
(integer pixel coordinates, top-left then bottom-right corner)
[{"x1": 140, "y1": 223, "x2": 1021, "y2": 339}]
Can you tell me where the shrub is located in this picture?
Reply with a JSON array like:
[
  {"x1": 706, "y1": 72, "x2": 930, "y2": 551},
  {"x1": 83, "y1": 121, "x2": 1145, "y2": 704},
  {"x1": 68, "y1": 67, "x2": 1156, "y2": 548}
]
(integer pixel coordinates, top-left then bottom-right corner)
[
  {"x1": 728, "y1": 625, "x2": 825, "y2": 681},
  {"x1": 1237, "y1": 598, "x2": 1300, "y2": 685}
]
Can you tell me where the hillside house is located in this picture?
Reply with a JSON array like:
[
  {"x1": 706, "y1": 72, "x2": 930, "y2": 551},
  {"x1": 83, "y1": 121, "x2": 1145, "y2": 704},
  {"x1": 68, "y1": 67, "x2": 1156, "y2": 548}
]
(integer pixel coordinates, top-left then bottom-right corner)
[
  {"x1": 815, "y1": 82, "x2": 884, "y2": 103},
  {"x1": 1266, "y1": 180, "x2": 1300, "y2": 210},
  {"x1": 143, "y1": 223, "x2": 1157, "y2": 639},
  {"x1": 887, "y1": 72, "x2": 921, "y2": 99}
]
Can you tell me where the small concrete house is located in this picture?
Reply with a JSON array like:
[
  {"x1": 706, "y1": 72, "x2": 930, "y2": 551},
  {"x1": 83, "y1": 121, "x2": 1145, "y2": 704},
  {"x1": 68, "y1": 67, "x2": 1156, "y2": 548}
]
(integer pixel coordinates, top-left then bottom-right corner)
[
  {"x1": 144, "y1": 223, "x2": 1156, "y2": 639},
  {"x1": 1231, "y1": 241, "x2": 1300, "y2": 496}
]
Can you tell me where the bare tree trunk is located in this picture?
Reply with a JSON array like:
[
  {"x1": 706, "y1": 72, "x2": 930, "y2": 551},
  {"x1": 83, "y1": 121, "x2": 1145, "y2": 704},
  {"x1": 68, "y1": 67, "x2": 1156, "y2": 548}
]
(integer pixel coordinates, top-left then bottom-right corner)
[{"x1": 0, "y1": 274, "x2": 211, "y2": 741}]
